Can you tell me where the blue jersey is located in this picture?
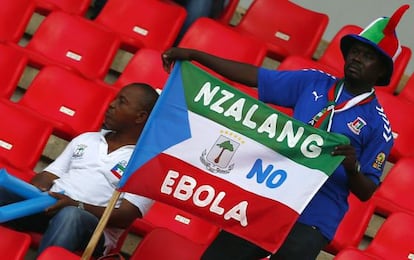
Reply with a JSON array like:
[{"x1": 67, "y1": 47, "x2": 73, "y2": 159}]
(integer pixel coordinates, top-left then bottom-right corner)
[{"x1": 257, "y1": 68, "x2": 393, "y2": 240}]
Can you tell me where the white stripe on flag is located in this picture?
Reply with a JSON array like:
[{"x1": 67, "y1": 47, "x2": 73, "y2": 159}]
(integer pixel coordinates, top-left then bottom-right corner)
[{"x1": 164, "y1": 112, "x2": 328, "y2": 214}]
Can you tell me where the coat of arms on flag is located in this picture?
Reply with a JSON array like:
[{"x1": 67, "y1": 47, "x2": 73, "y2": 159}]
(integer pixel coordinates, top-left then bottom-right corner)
[{"x1": 118, "y1": 61, "x2": 349, "y2": 252}]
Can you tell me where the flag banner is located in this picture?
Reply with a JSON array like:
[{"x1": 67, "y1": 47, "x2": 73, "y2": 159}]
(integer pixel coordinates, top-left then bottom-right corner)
[{"x1": 118, "y1": 61, "x2": 349, "y2": 252}]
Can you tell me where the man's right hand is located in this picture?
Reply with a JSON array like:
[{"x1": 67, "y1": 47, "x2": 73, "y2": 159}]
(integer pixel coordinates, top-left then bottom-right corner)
[{"x1": 162, "y1": 47, "x2": 194, "y2": 73}]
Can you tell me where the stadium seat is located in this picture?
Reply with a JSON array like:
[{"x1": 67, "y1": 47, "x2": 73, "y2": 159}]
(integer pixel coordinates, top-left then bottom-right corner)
[
  {"x1": 17, "y1": 66, "x2": 117, "y2": 140},
  {"x1": 94, "y1": 0, "x2": 187, "y2": 53},
  {"x1": 376, "y1": 90, "x2": 414, "y2": 163},
  {"x1": 334, "y1": 212, "x2": 414, "y2": 260},
  {"x1": 277, "y1": 55, "x2": 341, "y2": 76},
  {"x1": 34, "y1": 0, "x2": 92, "y2": 16},
  {"x1": 0, "y1": 44, "x2": 28, "y2": 99},
  {"x1": 372, "y1": 157, "x2": 414, "y2": 217},
  {"x1": 0, "y1": 225, "x2": 32, "y2": 260},
  {"x1": 377, "y1": 46, "x2": 411, "y2": 94},
  {"x1": 333, "y1": 247, "x2": 378, "y2": 259},
  {"x1": 0, "y1": 100, "x2": 53, "y2": 182},
  {"x1": 397, "y1": 72, "x2": 414, "y2": 102},
  {"x1": 9, "y1": 11, "x2": 120, "y2": 80},
  {"x1": 324, "y1": 193, "x2": 375, "y2": 255},
  {"x1": 277, "y1": 25, "x2": 362, "y2": 76},
  {"x1": 178, "y1": 17, "x2": 267, "y2": 86},
  {"x1": 0, "y1": 0, "x2": 35, "y2": 43},
  {"x1": 232, "y1": 0, "x2": 329, "y2": 61},
  {"x1": 217, "y1": 0, "x2": 240, "y2": 25},
  {"x1": 130, "y1": 201, "x2": 220, "y2": 245},
  {"x1": 37, "y1": 246, "x2": 80, "y2": 260},
  {"x1": 130, "y1": 228, "x2": 208, "y2": 260},
  {"x1": 113, "y1": 48, "x2": 169, "y2": 92},
  {"x1": 318, "y1": 25, "x2": 362, "y2": 70},
  {"x1": 179, "y1": 17, "x2": 267, "y2": 66}
]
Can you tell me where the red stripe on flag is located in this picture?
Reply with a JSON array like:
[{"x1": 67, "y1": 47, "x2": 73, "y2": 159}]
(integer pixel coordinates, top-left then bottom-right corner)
[{"x1": 119, "y1": 153, "x2": 299, "y2": 253}]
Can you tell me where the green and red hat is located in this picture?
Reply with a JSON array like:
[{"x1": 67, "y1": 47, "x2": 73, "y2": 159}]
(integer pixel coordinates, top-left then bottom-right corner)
[{"x1": 340, "y1": 5, "x2": 410, "y2": 86}]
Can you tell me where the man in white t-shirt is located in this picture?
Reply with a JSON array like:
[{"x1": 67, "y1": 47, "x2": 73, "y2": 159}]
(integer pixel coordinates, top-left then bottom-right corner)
[{"x1": 0, "y1": 83, "x2": 159, "y2": 257}]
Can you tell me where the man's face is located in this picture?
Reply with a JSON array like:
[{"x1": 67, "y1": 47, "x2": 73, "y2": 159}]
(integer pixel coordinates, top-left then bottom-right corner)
[
  {"x1": 344, "y1": 42, "x2": 386, "y2": 85},
  {"x1": 104, "y1": 86, "x2": 145, "y2": 131}
]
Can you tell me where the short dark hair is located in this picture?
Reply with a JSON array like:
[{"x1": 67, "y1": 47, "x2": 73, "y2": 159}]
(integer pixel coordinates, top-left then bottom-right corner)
[{"x1": 125, "y1": 82, "x2": 159, "y2": 113}]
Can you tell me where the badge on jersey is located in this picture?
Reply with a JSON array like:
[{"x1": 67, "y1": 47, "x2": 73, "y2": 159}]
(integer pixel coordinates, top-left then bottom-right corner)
[
  {"x1": 372, "y1": 152, "x2": 386, "y2": 170},
  {"x1": 347, "y1": 117, "x2": 367, "y2": 135}
]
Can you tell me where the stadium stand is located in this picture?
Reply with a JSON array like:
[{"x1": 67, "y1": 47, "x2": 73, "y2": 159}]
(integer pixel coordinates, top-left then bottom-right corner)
[{"x1": 8, "y1": 11, "x2": 120, "y2": 80}]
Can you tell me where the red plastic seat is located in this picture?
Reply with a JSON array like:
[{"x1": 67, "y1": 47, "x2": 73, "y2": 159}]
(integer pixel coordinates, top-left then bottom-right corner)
[
  {"x1": 276, "y1": 25, "x2": 362, "y2": 76},
  {"x1": 217, "y1": 0, "x2": 240, "y2": 25},
  {"x1": 333, "y1": 247, "x2": 378, "y2": 260},
  {"x1": 179, "y1": 17, "x2": 267, "y2": 66},
  {"x1": 113, "y1": 48, "x2": 169, "y2": 92},
  {"x1": 324, "y1": 193, "x2": 375, "y2": 255},
  {"x1": 232, "y1": 0, "x2": 329, "y2": 61},
  {"x1": 0, "y1": 44, "x2": 28, "y2": 99},
  {"x1": 178, "y1": 17, "x2": 267, "y2": 87},
  {"x1": 376, "y1": 90, "x2": 414, "y2": 163},
  {"x1": 397, "y1": 72, "x2": 414, "y2": 102},
  {"x1": 372, "y1": 157, "x2": 414, "y2": 217},
  {"x1": 9, "y1": 11, "x2": 120, "y2": 80},
  {"x1": 0, "y1": 100, "x2": 53, "y2": 182},
  {"x1": 277, "y1": 55, "x2": 341, "y2": 77},
  {"x1": 376, "y1": 46, "x2": 411, "y2": 94},
  {"x1": 130, "y1": 228, "x2": 208, "y2": 260},
  {"x1": 0, "y1": 225, "x2": 32, "y2": 260},
  {"x1": 131, "y1": 201, "x2": 220, "y2": 245},
  {"x1": 94, "y1": 0, "x2": 187, "y2": 53},
  {"x1": 0, "y1": 0, "x2": 35, "y2": 43},
  {"x1": 318, "y1": 25, "x2": 362, "y2": 69},
  {"x1": 37, "y1": 246, "x2": 80, "y2": 260},
  {"x1": 34, "y1": 0, "x2": 92, "y2": 16},
  {"x1": 334, "y1": 212, "x2": 414, "y2": 260},
  {"x1": 17, "y1": 66, "x2": 117, "y2": 140}
]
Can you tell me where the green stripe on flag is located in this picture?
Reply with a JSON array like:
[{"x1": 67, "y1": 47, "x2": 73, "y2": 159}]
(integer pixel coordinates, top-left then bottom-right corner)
[{"x1": 180, "y1": 61, "x2": 349, "y2": 175}]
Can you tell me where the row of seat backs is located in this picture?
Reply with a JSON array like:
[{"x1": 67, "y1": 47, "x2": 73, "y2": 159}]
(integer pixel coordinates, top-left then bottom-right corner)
[{"x1": 1, "y1": 0, "x2": 330, "y2": 73}]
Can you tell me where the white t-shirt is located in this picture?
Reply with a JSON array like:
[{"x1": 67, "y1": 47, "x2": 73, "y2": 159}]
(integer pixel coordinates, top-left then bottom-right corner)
[{"x1": 46, "y1": 130, "x2": 153, "y2": 251}]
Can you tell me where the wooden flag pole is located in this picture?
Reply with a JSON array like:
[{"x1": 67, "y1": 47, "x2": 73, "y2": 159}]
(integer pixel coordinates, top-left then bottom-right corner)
[{"x1": 81, "y1": 190, "x2": 121, "y2": 260}]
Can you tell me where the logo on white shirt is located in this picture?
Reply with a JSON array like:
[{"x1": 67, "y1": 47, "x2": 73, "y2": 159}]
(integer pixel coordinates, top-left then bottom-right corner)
[{"x1": 72, "y1": 144, "x2": 87, "y2": 159}]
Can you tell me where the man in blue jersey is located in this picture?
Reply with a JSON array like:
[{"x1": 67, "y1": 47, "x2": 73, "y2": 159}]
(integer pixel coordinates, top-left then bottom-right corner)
[{"x1": 161, "y1": 5, "x2": 408, "y2": 260}]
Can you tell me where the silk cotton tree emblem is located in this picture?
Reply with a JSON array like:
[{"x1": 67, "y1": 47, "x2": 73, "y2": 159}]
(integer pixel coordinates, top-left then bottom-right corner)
[{"x1": 200, "y1": 133, "x2": 240, "y2": 174}]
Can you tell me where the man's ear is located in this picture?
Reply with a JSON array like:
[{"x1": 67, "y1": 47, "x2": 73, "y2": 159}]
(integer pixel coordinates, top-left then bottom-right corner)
[{"x1": 135, "y1": 110, "x2": 149, "y2": 124}]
